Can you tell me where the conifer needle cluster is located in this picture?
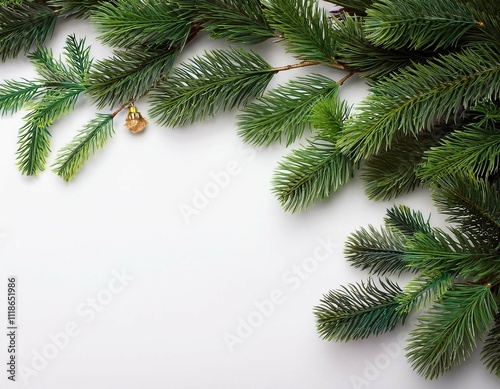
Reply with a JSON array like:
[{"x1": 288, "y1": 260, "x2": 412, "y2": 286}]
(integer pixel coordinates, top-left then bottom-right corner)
[{"x1": 0, "y1": 0, "x2": 499, "y2": 379}]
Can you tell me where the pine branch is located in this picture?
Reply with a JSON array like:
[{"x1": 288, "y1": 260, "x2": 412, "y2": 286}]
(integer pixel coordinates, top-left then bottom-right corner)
[
  {"x1": 333, "y1": 14, "x2": 432, "y2": 78},
  {"x1": 16, "y1": 88, "x2": 83, "y2": 176},
  {"x1": 419, "y1": 123, "x2": 500, "y2": 182},
  {"x1": 178, "y1": 0, "x2": 274, "y2": 45},
  {"x1": 91, "y1": 0, "x2": 193, "y2": 49},
  {"x1": 272, "y1": 138, "x2": 354, "y2": 213},
  {"x1": 396, "y1": 271, "x2": 452, "y2": 313},
  {"x1": 237, "y1": 74, "x2": 339, "y2": 146},
  {"x1": 431, "y1": 175, "x2": 500, "y2": 248},
  {"x1": 148, "y1": 48, "x2": 275, "y2": 127},
  {"x1": 324, "y1": 0, "x2": 374, "y2": 14},
  {"x1": 264, "y1": 0, "x2": 338, "y2": 64},
  {"x1": 481, "y1": 312, "x2": 500, "y2": 377},
  {"x1": 339, "y1": 45, "x2": 500, "y2": 160},
  {"x1": 0, "y1": 1, "x2": 57, "y2": 61},
  {"x1": 364, "y1": 0, "x2": 480, "y2": 50},
  {"x1": 64, "y1": 35, "x2": 92, "y2": 84},
  {"x1": 52, "y1": 114, "x2": 114, "y2": 181},
  {"x1": 315, "y1": 279, "x2": 406, "y2": 341},
  {"x1": 406, "y1": 284, "x2": 497, "y2": 380},
  {"x1": 405, "y1": 228, "x2": 500, "y2": 284},
  {"x1": 0, "y1": 79, "x2": 44, "y2": 116},
  {"x1": 384, "y1": 205, "x2": 434, "y2": 239},
  {"x1": 47, "y1": 0, "x2": 105, "y2": 19},
  {"x1": 87, "y1": 47, "x2": 177, "y2": 108},
  {"x1": 344, "y1": 225, "x2": 409, "y2": 276},
  {"x1": 270, "y1": 96, "x2": 355, "y2": 212},
  {"x1": 361, "y1": 131, "x2": 443, "y2": 200}
]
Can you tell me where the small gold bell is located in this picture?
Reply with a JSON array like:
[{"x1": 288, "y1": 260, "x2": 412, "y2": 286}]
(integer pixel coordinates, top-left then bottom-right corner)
[{"x1": 125, "y1": 105, "x2": 148, "y2": 134}]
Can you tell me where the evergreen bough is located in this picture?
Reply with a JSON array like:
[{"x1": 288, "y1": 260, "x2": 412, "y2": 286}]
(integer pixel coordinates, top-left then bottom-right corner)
[
  {"x1": 315, "y1": 175, "x2": 500, "y2": 379},
  {"x1": 0, "y1": 0, "x2": 499, "y2": 379}
]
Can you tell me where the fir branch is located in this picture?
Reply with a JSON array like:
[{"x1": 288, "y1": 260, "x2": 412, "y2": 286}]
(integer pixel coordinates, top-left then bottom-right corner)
[
  {"x1": 91, "y1": 0, "x2": 193, "y2": 49},
  {"x1": 361, "y1": 131, "x2": 442, "y2": 200},
  {"x1": 148, "y1": 48, "x2": 275, "y2": 127},
  {"x1": 344, "y1": 225, "x2": 408, "y2": 276},
  {"x1": 406, "y1": 284, "x2": 497, "y2": 380},
  {"x1": 0, "y1": 1, "x2": 57, "y2": 61},
  {"x1": 237, "y1": 74, "x2": 339, "y2": 146},
  {"x1": 430, "y1": 175, "x2": 500, "y2": 248},
  {"x1": 29, "y1": 46, "x2": 74, "y2": 85},
  {"x1": 324, "y1": 0, "x2": 374, "y2": 14},
  {"x1": 384, "y1": 205, "x2": 433, "y2": 239},
  {"x1": 364, "y1": 0, "x2": 480, "y2": 50},
  {"x1": 396, "y1": 271, "x2": 452, "y2": 313},
  {"x1": 178, "y1": 0, "x2": 274, "y2": 45},
  {"x1": 64, "y1": 35, "x2": 92, "y2": 84},
  {"x1": 16, "y1": 88, "x2": 83, "y2": 176},
  {"x1": 264, "y1": 0, "x2": 339, "y2": 64},
  {"x1": 88, "y1": 47, "x2": 177, "y2": 109},
  {"x1": 272, "y1": 137, "x2": 355, "y2": 213},
  {"x1": 339, "y1": 45, "x2": 500, "y2": 160},
  {"x1": 481, "y1": 312, "x2": 500, "y2": 377},
  {"x1": 315, "y1": 279, "x2": 406, "y2": 341},
  {"x1": 419, "y1": 124, "x2": 500, "y2": 182},
  {"x1": 270, "y1": 95, "x2": 354, "y2": 212},
  {"x1": 53, "y1": 114, "x2": 114, "y2": 181},
  {"x1": 405, "y1": 228, "x2": 500, "y2": 284},
  {"x1": 47, "y1": 0, "x2": 105, "y2": 19},
  {"x1": 333, "y1": 14, "x2": 432, "y2": 79},
  {"x1": 0, "y1": 79, "x2": 44, "y2": 116}
]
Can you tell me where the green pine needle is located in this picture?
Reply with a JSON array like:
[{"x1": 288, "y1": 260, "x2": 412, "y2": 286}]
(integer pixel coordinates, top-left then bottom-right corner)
[
  {"x1": 333, "y1": 14, "x2": 430, "y2": 79},
  {"x1": 149, "y1": 48, "x2": 275, "y2": 127},
  {"x1": 430, "y1": 175, "x2": 500, "y2": 247},
  {"x1": 238, "y1": 74, "x2": 339, "y2": 146},
  {"x1": 315, "y1": 279, "x2": 407, "y2": 341},
  {"x1": 384, "y1": 205, "x2": 433, "y2": 239},
  {"x1": 419, "y1": 123, "x2": 500, "y2": 182},
  {"x1": 47, "y1": 0, "x2": 104, "y2": 19},
  {"x1": 0, "y1": 2, "x2": 57, "y2": 61},
  {"x1": 339, "y1": 45, "x2": 500, "y2": 160},
  {"x1": 178, "y1": 0, "x2": 274, "y2": 45},
  {"x1": 272, "y1": 138, "x2": 355, "y2": 213},
  {"x1": 271, "y1": 96, "x2": 355, "y2": 212},
  {"x1": 92, "y1": 0, "x2": 193, "y2": 49},
  {"x1": 481, "y1": 313, "x2": 500, "y2": 377},
  {"x1": 365, "y1": 0, "x2": 479, "y2": 50},
  {"x1": 88, "y1": 47, "x2": 177, "y2": 108},
  {"x1": 396, "y1": 271, "x2": 452, "y2": 313},
  {"x1": 344, "y1": 225, "x2": 408, "y2": 276},
  {"x1": 361, "y1": 131, "x2": 442, "y2": 200},
  {"x1": 406, "y1": 284, "x2": 497, "y2": 380},
  {"x1": 16, "y1": 88, "x2": 83, "y2": 176},
  {"x1": 53, "y1": 114, "x2": 114, "y2": 181},
  {"x1": 265, "y1": 0, "x2": 338, "y2": 63},
  {"x1": 0, "y1": 79, "x2": 44, "y2": 116}
]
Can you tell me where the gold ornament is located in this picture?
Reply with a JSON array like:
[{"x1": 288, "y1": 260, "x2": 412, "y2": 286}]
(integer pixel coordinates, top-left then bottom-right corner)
[{"x1": 125, "y1": 105, "x2": 148, "y2": 134}]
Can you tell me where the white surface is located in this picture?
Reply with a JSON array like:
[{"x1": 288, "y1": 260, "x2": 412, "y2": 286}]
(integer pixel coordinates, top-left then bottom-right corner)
[{"x1": 0, "y1": 17, "x2": 498, "y2": 389}]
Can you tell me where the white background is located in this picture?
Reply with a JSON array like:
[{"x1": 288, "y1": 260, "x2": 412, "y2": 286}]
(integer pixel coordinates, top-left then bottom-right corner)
[{"x1": 0, "y1": 11, "x2": 498, "y2": 389}]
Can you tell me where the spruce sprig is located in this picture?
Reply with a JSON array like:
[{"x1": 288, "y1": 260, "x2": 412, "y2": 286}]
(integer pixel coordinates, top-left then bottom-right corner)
[
  {"x1": 149, "y1": 48, "x2": 275, "y2": 127},
  {"x1": 271, "y1": 95, "x2": 355, "y2": 212},
  {"x1": 264, "y1": 0, "x2": 338, "y2": 64},
  {"x1": 52, "y1": 114, "x2": 114, "y2": 181},
  {"x1": 177, "y1": 0, "x2": 274, "y2": 45},
  {"x1": 315, "y1": 175, "x2": 500, "y2": 379},
  {"x1": 237, "y1": 74, "x2": 340, "y2": 146},
  {"x1": 339, "y1": 45, "x2": 500, "y2": 160},
  {"x1": 0, "y1": 1, "x2": 57, "y2": 61},
  {"x1": 364, "y1": 0, "x2": 480, "y2": 50},
  {"x1": 91, "y1": 0, "x2": 193, "y2": 49}
]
